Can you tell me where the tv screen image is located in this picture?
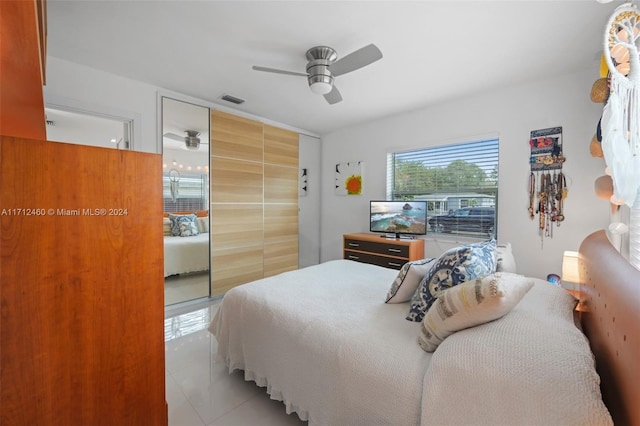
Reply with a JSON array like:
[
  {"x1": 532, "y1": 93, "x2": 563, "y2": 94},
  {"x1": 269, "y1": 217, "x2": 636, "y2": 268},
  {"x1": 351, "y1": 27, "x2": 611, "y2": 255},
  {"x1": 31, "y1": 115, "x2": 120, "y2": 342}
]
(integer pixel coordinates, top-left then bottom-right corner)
[{"x1": 370, "y1": 201, "x2": 427, "y2": 236}]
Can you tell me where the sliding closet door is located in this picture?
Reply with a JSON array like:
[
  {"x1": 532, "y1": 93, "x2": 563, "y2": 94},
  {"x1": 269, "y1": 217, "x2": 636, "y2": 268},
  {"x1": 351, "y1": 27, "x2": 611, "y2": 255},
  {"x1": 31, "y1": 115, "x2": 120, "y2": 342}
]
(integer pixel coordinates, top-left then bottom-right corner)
[
  {"x1": 209, "y1": 111, "x2": 299, "y2": 295},
  {"x1": 210, "y1": 110, "x2": 264, "y2": 296},
  {"x1": 263, "y1": 124, "x2": 299, "y2": 277}
]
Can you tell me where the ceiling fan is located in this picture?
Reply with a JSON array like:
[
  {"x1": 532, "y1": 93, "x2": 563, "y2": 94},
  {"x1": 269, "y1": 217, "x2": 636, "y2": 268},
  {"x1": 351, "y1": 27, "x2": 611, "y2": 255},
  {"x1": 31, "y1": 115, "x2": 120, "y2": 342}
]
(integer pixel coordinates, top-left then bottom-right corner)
[
  {"x1": 252, "y1": 43, "x2": 383, "y2": 105},
  {"x1": 163, "y1": 130, "x2": 204, "y2": 150}
]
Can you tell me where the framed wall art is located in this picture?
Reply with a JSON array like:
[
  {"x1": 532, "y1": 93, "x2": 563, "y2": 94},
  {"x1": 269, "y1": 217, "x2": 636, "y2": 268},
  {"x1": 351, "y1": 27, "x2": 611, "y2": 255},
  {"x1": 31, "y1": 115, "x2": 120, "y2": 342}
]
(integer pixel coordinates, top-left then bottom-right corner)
[
  {"x1": 300, "y1": 168, "x2": 308, "y2": 197},
  {"x1": 335, "y1": 161, "x2": 363, "y2": 195}
]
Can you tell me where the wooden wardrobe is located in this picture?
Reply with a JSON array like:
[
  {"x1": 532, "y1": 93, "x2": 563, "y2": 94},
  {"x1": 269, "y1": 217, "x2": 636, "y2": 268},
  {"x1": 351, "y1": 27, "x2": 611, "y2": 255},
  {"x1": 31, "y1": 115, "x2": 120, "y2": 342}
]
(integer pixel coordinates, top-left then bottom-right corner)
[
  {"x1": 0, "y1": 138, "x2": 167, "y2": 425},
  {"x1": 0, "y1": 1, "x2": 167, "y2": 424}
]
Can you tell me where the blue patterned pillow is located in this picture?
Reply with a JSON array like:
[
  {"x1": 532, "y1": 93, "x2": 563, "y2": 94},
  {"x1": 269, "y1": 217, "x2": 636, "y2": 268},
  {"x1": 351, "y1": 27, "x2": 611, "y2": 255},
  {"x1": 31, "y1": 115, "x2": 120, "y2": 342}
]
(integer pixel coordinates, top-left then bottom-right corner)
[
  {"x1": 406, "y1": 239, "x2": 497, "y2": 322},
  {"x1": 178, "y1": 220, "x2": 199, "y2": 237},
  {"x1": 168, "y1": 213, "x2": 199, "y2": 237}
]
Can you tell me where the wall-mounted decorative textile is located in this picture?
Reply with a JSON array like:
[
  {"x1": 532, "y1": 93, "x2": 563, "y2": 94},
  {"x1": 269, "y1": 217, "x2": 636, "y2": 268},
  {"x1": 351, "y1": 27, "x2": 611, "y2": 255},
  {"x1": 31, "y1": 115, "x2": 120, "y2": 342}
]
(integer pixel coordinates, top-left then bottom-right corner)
[{"x1": 600, "y1": 3, "x2": 640, "y2": 270}]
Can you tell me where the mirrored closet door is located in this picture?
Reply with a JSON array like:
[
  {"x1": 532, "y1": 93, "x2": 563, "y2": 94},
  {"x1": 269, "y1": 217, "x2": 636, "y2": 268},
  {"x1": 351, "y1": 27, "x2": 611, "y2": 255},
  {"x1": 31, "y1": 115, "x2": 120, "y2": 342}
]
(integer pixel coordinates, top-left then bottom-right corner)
[{"x1": 162, "y1": 97, "x2": 211, "y2": 305}]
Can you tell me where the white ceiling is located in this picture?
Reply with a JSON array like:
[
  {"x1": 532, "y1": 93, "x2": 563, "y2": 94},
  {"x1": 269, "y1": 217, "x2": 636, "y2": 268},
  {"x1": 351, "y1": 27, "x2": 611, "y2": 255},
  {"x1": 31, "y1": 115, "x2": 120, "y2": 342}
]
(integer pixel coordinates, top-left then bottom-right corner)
[{"x1": 46, "y1": 1, "x2": 619, "y2": 136}]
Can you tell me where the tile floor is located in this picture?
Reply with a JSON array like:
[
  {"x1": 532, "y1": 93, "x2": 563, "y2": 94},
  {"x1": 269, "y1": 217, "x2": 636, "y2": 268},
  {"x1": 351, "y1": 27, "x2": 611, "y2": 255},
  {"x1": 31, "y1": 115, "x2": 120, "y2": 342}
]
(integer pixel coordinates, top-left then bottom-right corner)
[
  {"x1": 165, "y1": 271, "x2": 211, "y2": 306},
  {"x1": 164, "y1": 299, "x2": 307, "y2": 426}
]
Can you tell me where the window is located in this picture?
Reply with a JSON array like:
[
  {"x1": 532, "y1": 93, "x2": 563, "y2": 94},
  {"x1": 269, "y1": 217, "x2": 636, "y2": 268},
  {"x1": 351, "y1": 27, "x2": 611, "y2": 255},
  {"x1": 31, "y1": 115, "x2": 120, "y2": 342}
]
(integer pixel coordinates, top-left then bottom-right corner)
[
  {"x1": 387, "y1": 138, "x2": 499, "y2": 239},
  {"x1": 163, "y1": 171, "x2": 208, "y2": 213}
]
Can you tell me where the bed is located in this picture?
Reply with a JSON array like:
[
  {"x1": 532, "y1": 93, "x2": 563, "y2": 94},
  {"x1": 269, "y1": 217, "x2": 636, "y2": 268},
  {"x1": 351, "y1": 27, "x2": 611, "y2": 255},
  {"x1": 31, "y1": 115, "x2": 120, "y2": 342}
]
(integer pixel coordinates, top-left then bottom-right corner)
[
  {"x1": 164, "y1": 233, "x2": 210, "y2": 277},
  {"x1": 163, "y1": 212, "x2": 210, "y2": 277},
  {"x1": 209, "y1": 231, "x2": 639, "y2": 425}
]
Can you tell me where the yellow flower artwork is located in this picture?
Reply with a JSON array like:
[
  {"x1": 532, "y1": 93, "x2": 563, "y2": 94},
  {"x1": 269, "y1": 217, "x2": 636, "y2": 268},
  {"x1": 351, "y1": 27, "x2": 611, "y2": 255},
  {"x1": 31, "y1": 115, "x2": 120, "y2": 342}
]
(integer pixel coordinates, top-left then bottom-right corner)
[{"x1": 335, "y1": 161, "x2": 363, "y2": 195}]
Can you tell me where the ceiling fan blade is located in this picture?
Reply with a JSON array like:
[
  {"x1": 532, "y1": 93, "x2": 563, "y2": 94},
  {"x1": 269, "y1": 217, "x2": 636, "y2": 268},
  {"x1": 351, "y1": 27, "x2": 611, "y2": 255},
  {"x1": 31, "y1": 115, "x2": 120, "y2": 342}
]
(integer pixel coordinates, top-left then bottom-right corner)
[
  {"x1": 163, "y1": 132, "x2": 184, "y2": 142},
  {"x1": 324, "y1": 86, "x2": 343, "y2": 105},
  {"x1": 252, "y1": 66, "x2": 307, "y2": 77},
  {"x1": 330, "y1": 44, "x2": 383, "y2": 77},
  {"x1": 164, "y1": 132, "x2": 209, "y2": 144}
]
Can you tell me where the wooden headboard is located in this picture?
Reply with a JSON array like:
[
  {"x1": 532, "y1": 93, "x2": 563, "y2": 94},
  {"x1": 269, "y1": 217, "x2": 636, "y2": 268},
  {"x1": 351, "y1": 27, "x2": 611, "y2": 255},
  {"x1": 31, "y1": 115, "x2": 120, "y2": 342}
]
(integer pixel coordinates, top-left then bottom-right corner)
[
  {"x1": 163, "y1": 210, "x2": 208, "y2": 217},
  {"x1": 579, "y1": 230, "x2": 640, "y2": 426}
]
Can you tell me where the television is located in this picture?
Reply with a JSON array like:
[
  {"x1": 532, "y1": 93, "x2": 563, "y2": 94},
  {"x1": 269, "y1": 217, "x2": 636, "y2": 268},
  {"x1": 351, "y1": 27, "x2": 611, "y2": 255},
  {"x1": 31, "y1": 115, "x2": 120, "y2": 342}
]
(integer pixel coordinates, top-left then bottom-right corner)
[{"x1": 369, "y1": 200, "x2": 428, "y2": 238}]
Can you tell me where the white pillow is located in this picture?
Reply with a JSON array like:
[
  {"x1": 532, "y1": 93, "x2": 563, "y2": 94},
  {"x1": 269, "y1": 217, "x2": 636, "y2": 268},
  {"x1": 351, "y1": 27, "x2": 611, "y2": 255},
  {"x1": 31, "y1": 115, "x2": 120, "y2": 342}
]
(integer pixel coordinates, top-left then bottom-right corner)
[
  {"x1": 385, "y1": 258, "x2": 435, "y2": 303},
  {"x1": 496, "y1": 242, "x2": 517, "y2": 273},
  {"x1": 196, "y1": 216, "x2": 209, "y2": 233},
  {"x1": 417, "y1": 272, "x2": 533, "y2": 352}
]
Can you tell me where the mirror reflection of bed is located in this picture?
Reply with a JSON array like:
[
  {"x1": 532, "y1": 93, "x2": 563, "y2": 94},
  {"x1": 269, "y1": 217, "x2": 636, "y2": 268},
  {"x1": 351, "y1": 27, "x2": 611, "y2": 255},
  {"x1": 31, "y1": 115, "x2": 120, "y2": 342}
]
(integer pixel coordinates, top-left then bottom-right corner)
[{"x1": 162, "y1": 97, "x2": 211, "y2": 305}]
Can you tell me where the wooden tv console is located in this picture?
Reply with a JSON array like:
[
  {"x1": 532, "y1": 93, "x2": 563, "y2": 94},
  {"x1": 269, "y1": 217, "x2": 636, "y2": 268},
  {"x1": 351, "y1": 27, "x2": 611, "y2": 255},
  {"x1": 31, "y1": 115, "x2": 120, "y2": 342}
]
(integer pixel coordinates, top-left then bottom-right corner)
[{"x1": 343, "y1": 233, "x2": 425, "y2": 270}]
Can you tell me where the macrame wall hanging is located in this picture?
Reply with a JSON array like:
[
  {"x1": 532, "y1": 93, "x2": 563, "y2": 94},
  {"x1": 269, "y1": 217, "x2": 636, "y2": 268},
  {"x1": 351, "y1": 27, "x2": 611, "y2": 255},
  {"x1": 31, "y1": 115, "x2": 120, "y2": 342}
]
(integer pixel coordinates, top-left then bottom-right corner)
[
  {"x1": 599, "y1": 2, "x2": 640, "y2": 270},
  {"x1": 169, "y1": 169, "x2": 180, "y2": 203},
  {"x1": 528, "y1": 126, "x2": 567, "y2": 243}
]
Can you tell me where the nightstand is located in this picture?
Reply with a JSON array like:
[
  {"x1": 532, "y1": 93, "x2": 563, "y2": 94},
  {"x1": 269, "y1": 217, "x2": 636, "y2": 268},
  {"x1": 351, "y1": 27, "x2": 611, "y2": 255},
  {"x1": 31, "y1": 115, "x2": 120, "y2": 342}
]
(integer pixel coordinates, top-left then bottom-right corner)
[{"x1": 566, "y1": 289, "x2": 586, "y2": 312}]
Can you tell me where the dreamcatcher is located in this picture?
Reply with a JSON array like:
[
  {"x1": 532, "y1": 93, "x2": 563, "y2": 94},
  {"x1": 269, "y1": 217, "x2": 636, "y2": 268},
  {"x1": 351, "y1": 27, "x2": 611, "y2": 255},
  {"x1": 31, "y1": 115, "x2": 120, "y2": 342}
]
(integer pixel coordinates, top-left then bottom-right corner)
[
  {"x1": 169, "y1": 169, "x2": 180, "y2": 203},
  {"x1": 601, "y1": 2, "x2": 640, "y2": 269}
]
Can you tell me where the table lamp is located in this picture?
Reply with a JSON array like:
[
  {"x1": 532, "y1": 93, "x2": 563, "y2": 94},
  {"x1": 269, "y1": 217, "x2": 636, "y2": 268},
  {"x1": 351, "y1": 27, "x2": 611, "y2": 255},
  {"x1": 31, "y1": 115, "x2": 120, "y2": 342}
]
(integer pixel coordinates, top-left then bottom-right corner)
[{"x1": 562, "y1": 251, "x2": 580, "y2": 292}]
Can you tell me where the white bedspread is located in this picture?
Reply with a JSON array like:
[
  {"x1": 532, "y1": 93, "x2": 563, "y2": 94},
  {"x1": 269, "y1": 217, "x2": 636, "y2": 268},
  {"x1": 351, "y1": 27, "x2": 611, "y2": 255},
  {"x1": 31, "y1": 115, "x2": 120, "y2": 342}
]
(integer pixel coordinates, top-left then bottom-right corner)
[
  {"x1": 421, "y1": 279, "x2": 613, "y2": 425},
  {"x1": 164, "y1": 233, "x2": 209, "y2": 277},
  {"x1": 209, "y1": 260, "x2": 432, "y2": 426}
]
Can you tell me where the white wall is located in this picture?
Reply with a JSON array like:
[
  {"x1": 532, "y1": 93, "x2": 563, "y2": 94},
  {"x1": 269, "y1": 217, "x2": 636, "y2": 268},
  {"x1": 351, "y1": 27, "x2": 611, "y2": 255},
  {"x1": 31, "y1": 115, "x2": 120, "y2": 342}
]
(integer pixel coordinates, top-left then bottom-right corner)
[
  {"x1": 320, "y1": 69, "x2": 610, "y2": 279},
  {"x1": 45, "y1": 57, "x2": 159, "y2": 153},
  {"x1": 299, "y1": 134, "x2": 322, "y2": 268}
]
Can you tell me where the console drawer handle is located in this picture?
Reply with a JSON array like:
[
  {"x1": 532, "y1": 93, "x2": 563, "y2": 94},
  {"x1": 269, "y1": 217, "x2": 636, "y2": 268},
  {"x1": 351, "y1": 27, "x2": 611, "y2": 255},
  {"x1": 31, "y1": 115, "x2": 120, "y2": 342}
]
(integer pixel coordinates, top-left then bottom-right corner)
[
  {"x1": 388, "y1": 248, "x2": 402, "y2": 253},
  {"x1": 348, "y1": 255, "x2": 360, "y2": 260},
  {"x1": 388, "y1": 262, "x2": 402, "y2": 267},
  {"x1": 348, "y1": 242, "x2": 360, "y2": 247}
]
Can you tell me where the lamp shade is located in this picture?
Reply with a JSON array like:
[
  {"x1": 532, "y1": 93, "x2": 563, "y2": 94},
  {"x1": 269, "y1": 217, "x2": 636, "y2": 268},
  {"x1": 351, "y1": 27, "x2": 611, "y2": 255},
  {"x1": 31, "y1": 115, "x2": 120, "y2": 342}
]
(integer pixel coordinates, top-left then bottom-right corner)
[{"x1": 562, "y1": 251, "x2": 580, "y2": 283}]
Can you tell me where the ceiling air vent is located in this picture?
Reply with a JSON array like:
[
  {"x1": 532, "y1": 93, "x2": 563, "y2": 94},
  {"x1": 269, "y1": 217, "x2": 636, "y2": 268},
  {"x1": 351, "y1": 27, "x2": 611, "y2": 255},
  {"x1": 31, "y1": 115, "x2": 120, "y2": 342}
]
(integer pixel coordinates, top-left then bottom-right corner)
[{"x1": 220, "y1": 94, "x2": 245, "y2": 105}]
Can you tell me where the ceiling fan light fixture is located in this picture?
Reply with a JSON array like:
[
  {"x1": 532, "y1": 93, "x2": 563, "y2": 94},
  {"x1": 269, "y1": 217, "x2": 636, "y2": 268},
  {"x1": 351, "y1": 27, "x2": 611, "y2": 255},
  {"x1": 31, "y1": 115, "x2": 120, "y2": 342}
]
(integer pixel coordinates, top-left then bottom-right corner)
[
  {"x1": 307, "y1": 55, "x2": 334, "y2": 95},
  {"x1": 310, "y1": 79, "x2": 333, "y2": 95},
  {"x1": 185, "y1": 140, "x2": 200, "y2": 150},
  {"x1": 184, "y1": 130, "x2": 201, "y2": 150}
]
